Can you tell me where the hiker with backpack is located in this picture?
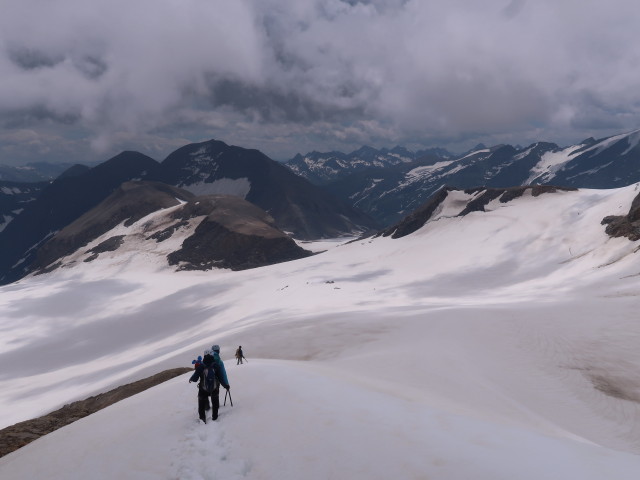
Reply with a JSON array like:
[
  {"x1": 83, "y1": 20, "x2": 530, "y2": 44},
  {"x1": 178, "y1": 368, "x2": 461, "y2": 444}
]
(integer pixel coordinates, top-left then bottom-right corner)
[
  {"x1": 235, "y1": 346, "x2": 246, "y2": 365},
  {"x1": 189, "y1": 345, "x2": 230, "y2": 423}
]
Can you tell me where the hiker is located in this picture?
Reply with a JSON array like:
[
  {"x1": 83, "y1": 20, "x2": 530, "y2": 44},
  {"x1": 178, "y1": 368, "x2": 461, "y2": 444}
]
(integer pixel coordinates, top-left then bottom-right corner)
[
  {"x1": 191, "y1": 355, "x2": 202, "y2": 369},
  {"x1": 189, "y1": 345, "x2": 230, "y2": 423},
  {"x1": 235, "y1": 346, "x2": 246, "y2": 365}
]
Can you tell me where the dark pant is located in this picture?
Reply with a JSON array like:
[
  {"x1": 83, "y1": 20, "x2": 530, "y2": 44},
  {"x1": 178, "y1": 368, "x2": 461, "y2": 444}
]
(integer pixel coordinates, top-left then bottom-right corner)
[
  {"x1": 237, "y1": 357, "x2": 243, "y2": 364},
  {"x1": 198, "y1": 387, "x2": 219, "y2": 422}
]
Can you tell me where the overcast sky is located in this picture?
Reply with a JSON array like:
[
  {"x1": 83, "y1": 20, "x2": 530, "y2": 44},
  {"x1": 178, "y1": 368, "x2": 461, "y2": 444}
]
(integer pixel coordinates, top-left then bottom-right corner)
[{"x1": 1, "y1": 0, "x2": 639, "y2": 165}]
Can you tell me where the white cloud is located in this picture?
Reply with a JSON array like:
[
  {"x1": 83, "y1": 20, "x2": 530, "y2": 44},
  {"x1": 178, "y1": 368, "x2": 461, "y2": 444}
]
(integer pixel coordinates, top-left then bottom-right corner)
[{"x1": 1, "y1": 0, "x2": 640, "y2": 162}]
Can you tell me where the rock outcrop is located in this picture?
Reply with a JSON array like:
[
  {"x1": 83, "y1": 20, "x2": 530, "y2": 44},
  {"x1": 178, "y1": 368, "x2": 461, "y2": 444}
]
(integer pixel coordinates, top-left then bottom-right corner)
[{"x1": 602, "y1": 191, "x2": 640, "y2": 241}]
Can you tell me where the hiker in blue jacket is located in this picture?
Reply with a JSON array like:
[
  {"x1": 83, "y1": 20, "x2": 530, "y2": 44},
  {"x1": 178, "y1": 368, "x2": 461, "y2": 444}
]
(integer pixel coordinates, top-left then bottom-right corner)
[{"x1": 189, "y1": 345, "x2": 230, "y2": 423}]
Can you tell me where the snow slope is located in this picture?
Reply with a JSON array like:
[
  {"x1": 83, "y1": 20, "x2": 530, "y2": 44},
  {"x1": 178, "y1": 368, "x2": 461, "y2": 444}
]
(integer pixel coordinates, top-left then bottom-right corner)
[{"x1": 2, "y1": 184, "x2": 640, "y2": 478}]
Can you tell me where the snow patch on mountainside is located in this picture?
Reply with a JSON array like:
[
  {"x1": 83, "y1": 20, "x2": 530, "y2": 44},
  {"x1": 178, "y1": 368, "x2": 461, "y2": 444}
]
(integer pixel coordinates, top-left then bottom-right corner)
[
  {"x1": 514, "y1": 145, "x2": 536, "y2": 160},
  {"x1": 407, "y1": 160, "x2": 456, "y2": 178},
  {"x1": 527, "y1": 145, "x2": 583, "y2": 184},
  {"x1": 458, "y1": 148, "x2": 491, "y2": 161},
  {"x1": 566, "y1": 162, "x2": 615, "y2": 181},
  {"x1": 0, "y1": 214, "x2": 12, "y2": 232},
  {"x1": 387, "y1": 152, "x2": 413, "y2": 163}
]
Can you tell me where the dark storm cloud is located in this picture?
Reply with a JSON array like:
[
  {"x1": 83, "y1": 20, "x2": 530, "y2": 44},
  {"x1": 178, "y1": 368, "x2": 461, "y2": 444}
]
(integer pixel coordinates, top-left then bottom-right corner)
[
  {"x1": 205, "y1": 78, "x2": 366, "y2": 123},
  {"x1": 3, "y1": 112, "x2": 74, "y2": 131},
  {"x1": 1, "y1": 0, "x2": 640, "y2": 164},
  {"x1": 8, "y1": 48, "x2": 65, "y2": 71}
]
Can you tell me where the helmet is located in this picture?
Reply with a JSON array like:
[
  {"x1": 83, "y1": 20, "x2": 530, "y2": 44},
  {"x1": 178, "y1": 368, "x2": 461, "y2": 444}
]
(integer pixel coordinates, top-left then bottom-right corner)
[
  {"x1": 203, "y1": 349, "x2": 211, "y2": 356},
  {"x1": 211, "y1": 345, "x2": 220, "y2": 352}
]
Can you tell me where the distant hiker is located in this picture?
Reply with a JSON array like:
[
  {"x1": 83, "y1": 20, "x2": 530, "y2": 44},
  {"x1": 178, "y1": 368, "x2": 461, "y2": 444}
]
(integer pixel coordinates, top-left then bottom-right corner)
[
  {"x1": 191, "y1": 355, "x2": 202, "y2": 369},
  {"x1": 235, "y1": 346, "x2": 246, "y2": 365},
  {"x1": 189, "y1": 345, "x2": 230, "y2": 423}
]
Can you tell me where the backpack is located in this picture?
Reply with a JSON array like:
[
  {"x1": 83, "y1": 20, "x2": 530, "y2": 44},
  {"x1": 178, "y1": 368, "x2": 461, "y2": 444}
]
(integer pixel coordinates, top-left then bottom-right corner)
[{"x1": 201, "y1": 363, "x2": 219, "y2": 394}]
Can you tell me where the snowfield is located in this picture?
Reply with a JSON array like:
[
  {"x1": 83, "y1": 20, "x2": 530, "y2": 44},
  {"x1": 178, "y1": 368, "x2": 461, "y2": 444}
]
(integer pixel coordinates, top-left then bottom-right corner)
[{"x1": 2, "y1": 184, "x2": 640, "y2": 479}]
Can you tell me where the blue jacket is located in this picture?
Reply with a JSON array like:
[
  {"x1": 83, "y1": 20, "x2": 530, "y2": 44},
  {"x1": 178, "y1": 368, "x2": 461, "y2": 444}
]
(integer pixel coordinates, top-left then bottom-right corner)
[
  {"x1": 189, "y1": 353, "x2": 229, "y2": 388},
  {"x1": 212, "y1": 352, "x2": 229, "y2": 386}
]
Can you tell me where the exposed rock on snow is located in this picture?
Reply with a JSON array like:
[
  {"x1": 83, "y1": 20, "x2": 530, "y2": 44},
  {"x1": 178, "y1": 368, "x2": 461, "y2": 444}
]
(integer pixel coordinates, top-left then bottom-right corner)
[
  {"x1": 84, "y1": 235, "x2": 126, "y2": 262},
  {"x1": 602, "y1": 189, "x2": 640, "y2": 241}
]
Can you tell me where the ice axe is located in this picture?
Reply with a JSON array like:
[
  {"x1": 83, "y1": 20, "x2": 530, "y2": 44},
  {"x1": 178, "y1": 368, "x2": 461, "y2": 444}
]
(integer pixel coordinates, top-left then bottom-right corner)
[{"x1": 224, "y1": 388, "x2": 233, "y2": 407}]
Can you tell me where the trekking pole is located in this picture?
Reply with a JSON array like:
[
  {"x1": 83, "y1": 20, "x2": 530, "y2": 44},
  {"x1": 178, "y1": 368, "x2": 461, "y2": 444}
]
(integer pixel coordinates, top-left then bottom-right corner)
[{"x1": 224, "y1": 389, "x2": 233, "y2": 406}]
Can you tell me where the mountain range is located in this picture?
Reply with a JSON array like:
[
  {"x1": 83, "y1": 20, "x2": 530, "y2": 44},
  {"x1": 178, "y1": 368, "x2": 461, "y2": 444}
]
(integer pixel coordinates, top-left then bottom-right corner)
[
  {"x1": 286, "y1": 129, "x2": 640, "y2": 225},
  {"x1": 2, "y1": 128, "x2": 640, "y2": 285}
]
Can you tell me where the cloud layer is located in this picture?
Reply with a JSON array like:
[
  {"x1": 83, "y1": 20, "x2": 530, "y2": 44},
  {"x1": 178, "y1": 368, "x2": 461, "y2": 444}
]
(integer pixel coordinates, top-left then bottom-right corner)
[{"x1": 1, "y1": 0, "x2": 640, "y2": 163}]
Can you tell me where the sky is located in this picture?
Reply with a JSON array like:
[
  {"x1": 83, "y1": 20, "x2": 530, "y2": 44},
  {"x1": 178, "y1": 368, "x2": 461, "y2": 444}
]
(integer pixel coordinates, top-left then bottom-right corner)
[
  {"x1": 1, "y1": 0, "x2": 640, "y2": 166},
  {"x1": 2, "y1": 183, "x2": 640, "y2": 477}
]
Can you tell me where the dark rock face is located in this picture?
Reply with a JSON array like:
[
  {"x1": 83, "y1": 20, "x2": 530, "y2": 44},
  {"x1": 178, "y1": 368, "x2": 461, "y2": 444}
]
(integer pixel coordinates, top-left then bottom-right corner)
[
  {"x1": 381, "y1": 185, "x2": 577, "y2": 239},
  {"x1": 167, "y1": 195, "x2": 313, "y2": 270},
  {"x1": 602, "y1": 192, "x2": 640, "y2": 241},
  {"x1": 56, "y1": 164, "x2": 91, "y2": 180},
  {"x1": 379, "y1": 187, "x2": 451, "y2": 239}
]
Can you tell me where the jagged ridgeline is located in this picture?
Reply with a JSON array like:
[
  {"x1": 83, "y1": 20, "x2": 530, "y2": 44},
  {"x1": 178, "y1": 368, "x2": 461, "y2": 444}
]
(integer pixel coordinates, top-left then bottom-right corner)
[{"x1": 285, "y1": 129, "x2": 640, "y2": 226}]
